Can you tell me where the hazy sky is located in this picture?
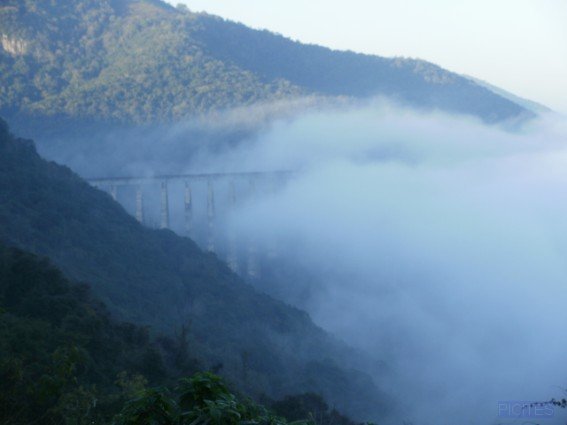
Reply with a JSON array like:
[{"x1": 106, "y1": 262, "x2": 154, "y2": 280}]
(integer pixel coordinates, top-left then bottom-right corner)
[{"x1": 169, "y1": 0, "x2": 567, "y2": 114}]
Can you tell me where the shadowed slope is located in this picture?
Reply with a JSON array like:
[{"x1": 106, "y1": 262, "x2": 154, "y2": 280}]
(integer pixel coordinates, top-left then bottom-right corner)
[{"x1": 0, "y1": 117, "x2": 392, "y2": 421}]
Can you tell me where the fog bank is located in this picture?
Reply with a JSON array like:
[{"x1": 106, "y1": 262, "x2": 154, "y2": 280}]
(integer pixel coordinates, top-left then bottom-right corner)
[
  {"x1": 37, "y1": 99, "x2": 567, "y2": 424},
  {"x1": 214, "y1": 103, "x2": 567, "y2": 424}
]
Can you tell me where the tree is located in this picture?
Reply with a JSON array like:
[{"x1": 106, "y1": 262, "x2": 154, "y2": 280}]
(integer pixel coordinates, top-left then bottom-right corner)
[{"x1": 114, "y1": 372, "x2": 309, "y2": 425}]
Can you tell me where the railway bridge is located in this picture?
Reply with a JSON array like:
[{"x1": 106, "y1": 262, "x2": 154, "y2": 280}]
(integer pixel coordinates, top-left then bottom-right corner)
[{"x1": 88, "y1": 171, "x2": 293, "y2": 278}]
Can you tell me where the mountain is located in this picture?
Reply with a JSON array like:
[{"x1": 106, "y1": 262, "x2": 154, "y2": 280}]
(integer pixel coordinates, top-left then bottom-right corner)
[
  {"x1": 0, "y1": 117, "x2": 392, "y2": 422},
  {"x1": 0, "y1": 0, "x2": 532, "y2": 134}
]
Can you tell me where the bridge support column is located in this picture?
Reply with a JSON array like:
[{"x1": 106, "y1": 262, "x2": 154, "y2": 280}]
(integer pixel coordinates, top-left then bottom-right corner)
[
  {"x1": 135, "y1": 185, "x2": 144, "y2": 223},
  {"x1": 110, "y1": 184, "x2": 118, "y2": 201},
  {"x1": 184, "y1": 182, "x2": 193, "y2": 237},
  {"x1": 207, "y1": 180, "x2": 215, "y2": 252},
  {"x1": 160, "y1": 180, "x2": 169, "y2": 229},
  {"x1": 227, "y1": 180, "x2": 239, "y2": 273},
  {"x1": 247, "y1": 245, "x2": 259, "y2": 280},
  {"x1": 246, "y1": 179, "x2": 259, "y2": 280},
  {"x1": 267, "y1": 177, "x2": 279, "y2": 260}
]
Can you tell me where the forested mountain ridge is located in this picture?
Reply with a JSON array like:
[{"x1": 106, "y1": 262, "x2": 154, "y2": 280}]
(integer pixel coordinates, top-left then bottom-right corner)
[
  {"x1": 0, "y1": 117, "x2": 391, "y2": 422},
  {"x1": 0, "y1": 0, "x2": 531, "y2": 130}
]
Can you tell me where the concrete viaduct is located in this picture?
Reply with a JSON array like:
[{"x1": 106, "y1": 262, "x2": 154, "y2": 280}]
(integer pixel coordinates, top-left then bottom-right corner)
[{"x1": 88, "y1": 171, "x2": 292, "y2": 278}]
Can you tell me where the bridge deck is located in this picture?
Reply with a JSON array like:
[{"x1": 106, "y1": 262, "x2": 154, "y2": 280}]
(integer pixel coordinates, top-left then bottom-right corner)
[{"x1": 87, "y1": 170, "x2": 294, "y2": 186}]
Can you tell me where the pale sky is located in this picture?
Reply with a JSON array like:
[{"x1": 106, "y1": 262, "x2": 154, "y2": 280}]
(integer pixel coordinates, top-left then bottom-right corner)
[{"x1": 168, "y1": 0, "x2": 567, "y2": 114}]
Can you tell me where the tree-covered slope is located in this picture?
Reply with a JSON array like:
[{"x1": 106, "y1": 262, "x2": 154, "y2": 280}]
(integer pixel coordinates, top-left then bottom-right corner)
[
  {"x1": 0, "y1": 0, "x2": 302, "y2": 126},
  {"x1": 194, "y1": 14, "x2": 529, "y2": 123},
  {"x1": 0, "y1": 0, "x2": 530, "y2": 128},
  {"x1": 0, "y1": 117, "x2": 391, "y2": 421},
  {"x1": 0, "y1": 244, "x2": 363, "y2": 424},
  {"x1": 0, "y1": 242, "x2": 186, "y2": 423}
]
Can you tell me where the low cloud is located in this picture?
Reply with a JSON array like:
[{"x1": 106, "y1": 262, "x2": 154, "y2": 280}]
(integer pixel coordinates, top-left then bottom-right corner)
[
  {"x1": 217, "y1": 102, "x2": 567, "y2": 424},
  {"x1": 37, "y1": 99, "x2": 567, "y2": 424}
]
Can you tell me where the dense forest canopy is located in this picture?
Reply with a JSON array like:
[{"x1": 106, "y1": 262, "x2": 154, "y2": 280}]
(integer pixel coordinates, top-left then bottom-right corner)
[
  {"x1": 0, "y1": 242, "x2": 180, "y2": 423},
  {"x1": 0, "y1": 0, "x2": 531, "y2": 131}
]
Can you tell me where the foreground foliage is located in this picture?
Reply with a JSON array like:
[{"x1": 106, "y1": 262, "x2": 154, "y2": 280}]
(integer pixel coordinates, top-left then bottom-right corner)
[
  {"x1": 115, "y1": 372, "x2": 307, "y2": 425},
  {"x1": 115, "y1": 372, "x2": 371, "y2": 425},
  {"x1": 0, "y1": 242, "x2": 180, "y2": 423}
]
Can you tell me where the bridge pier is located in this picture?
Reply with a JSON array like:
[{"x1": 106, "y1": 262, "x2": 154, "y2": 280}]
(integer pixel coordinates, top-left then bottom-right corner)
[
  {"x1": 184, "y1": 181, "x2": 193, "y2": 237},
  {"x1": 207, "y1": 180, "x2": 215, "y2": 252},
  {"x1": 227, "y1": 180, "x2": 239, "y2": 273},
  {"x1": 246, "y1": 178, "x2": 259, "y2": 280},
  {"x1": 160, "y1": 180, "x2": 169, "y2": 229},
  {"x1": 247, "y1": 244, "x2": 259, "y2": 280},
  {"x1": 135, "y1": 185, "x2": 144, "y2": 223},
  {"x1": 267, "y1": 177, "x2": 280, "y2": 260},
  {"x1": 89, "y1": 171, "x2": 293, "y2": 279}
]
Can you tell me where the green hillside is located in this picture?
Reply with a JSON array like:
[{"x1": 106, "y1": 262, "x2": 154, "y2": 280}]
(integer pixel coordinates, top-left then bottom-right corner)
[
  {"x1": 0, "y1": 242, "x2": 183, "y2": 423},
  {"x1": 0, "y1": 0, "x2": 302, "y2": 126},
  {"x1": 0, "y1": 117, "x2": 391, "y2": 421},
  {"x1": 0, "y1": 0, "x2": 530, "y2": 131},
  {"x1": 0, "y1": 243, "x2": 363, "y2": 424}
]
